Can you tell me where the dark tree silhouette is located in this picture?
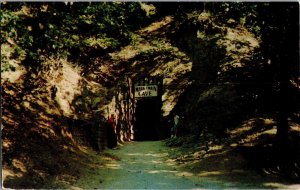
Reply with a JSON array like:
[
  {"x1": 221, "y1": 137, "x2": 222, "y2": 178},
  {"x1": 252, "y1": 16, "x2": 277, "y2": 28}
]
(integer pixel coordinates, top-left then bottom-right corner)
[{"x1": 257, "y1": 3, "x2": 299, "y2": 144}]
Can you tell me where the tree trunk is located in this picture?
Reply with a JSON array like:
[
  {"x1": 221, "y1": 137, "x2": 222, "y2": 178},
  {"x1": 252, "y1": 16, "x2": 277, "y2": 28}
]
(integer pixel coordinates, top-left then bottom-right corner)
[{"x1": 276, "y1": 74, "x2": 290, "y2": 145}]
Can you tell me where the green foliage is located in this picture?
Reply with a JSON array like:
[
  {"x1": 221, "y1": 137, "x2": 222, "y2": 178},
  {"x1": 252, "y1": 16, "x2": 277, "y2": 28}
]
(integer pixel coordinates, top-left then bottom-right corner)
[
  {"x1": 83, "y1": 36, "x2": 120, "y2": 50},
  {"x1": 0, "y1": 8, "x2": 19, "y2": 42},
  {"x1": 1, "y1": 2, "x2": 153, "y2": 68},
  {"x1": 1, "y1": 61, "x2": 15, "y2": 72},
  {"x1": 210, "y1": 3, "x2": 261, "y2": 36},
  {"x1": 215, "y1": 3, "x2": 257, "y2": 22}
]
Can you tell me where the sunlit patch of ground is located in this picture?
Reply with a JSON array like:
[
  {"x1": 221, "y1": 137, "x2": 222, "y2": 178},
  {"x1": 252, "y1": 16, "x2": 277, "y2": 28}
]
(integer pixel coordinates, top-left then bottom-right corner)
[
  {"x1": 138, "y1": 16, "x2": 174, "y2": 35},
  {"x1": 166, "y1": 117, "x2": 300, "y2": 188}
]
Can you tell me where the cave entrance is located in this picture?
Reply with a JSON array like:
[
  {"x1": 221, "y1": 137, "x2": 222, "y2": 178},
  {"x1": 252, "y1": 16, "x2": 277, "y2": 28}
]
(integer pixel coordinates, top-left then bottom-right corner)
[
  {"x1": 114, "y1": 75, "x2": 163, "y2": 141},
  {"x1": 132, "y1": 76, "x2": 163, "y2": 141},
  {"x1": 134, "y1": 98, "x2": 160, "y2": 140}
]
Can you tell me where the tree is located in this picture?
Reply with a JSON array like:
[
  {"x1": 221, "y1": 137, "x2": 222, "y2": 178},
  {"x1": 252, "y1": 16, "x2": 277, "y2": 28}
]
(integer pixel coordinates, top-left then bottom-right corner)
[{"x1": 257, "y1": 2, "x2": 299, "y2": 144}]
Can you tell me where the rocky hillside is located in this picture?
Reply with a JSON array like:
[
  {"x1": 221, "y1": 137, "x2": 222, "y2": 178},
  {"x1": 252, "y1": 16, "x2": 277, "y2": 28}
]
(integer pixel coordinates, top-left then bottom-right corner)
[{"x1": 1, "y1": 2, "x2": 299, "y2": 188}]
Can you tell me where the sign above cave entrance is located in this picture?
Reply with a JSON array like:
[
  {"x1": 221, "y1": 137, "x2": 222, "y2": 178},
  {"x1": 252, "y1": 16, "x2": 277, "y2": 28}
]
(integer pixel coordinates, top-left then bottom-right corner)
[
  {"x1": 135, "y1": 85, "x2": 158, "y2": 97},
  {"x1": 132, "y1": 75, "x2": 162, "y2": 99}
]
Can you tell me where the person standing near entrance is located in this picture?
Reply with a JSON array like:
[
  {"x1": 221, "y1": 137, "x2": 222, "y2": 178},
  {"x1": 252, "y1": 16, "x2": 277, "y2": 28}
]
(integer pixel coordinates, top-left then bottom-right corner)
[
  {"x1": 106, "y1": 114, "x2": 117, "y2": 148},
  {"x1": 171, "y1": 114, "x2": 180, "y2": 138}
]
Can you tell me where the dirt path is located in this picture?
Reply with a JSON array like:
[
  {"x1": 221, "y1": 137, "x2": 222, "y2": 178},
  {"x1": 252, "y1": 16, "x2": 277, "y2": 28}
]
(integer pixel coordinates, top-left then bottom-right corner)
[
  {"x1": 95, "y1": 141, "x2": 198, "y2": 189},
  {"x1": 70, "y1": 141, "x2": 300, "y2": 189}
]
